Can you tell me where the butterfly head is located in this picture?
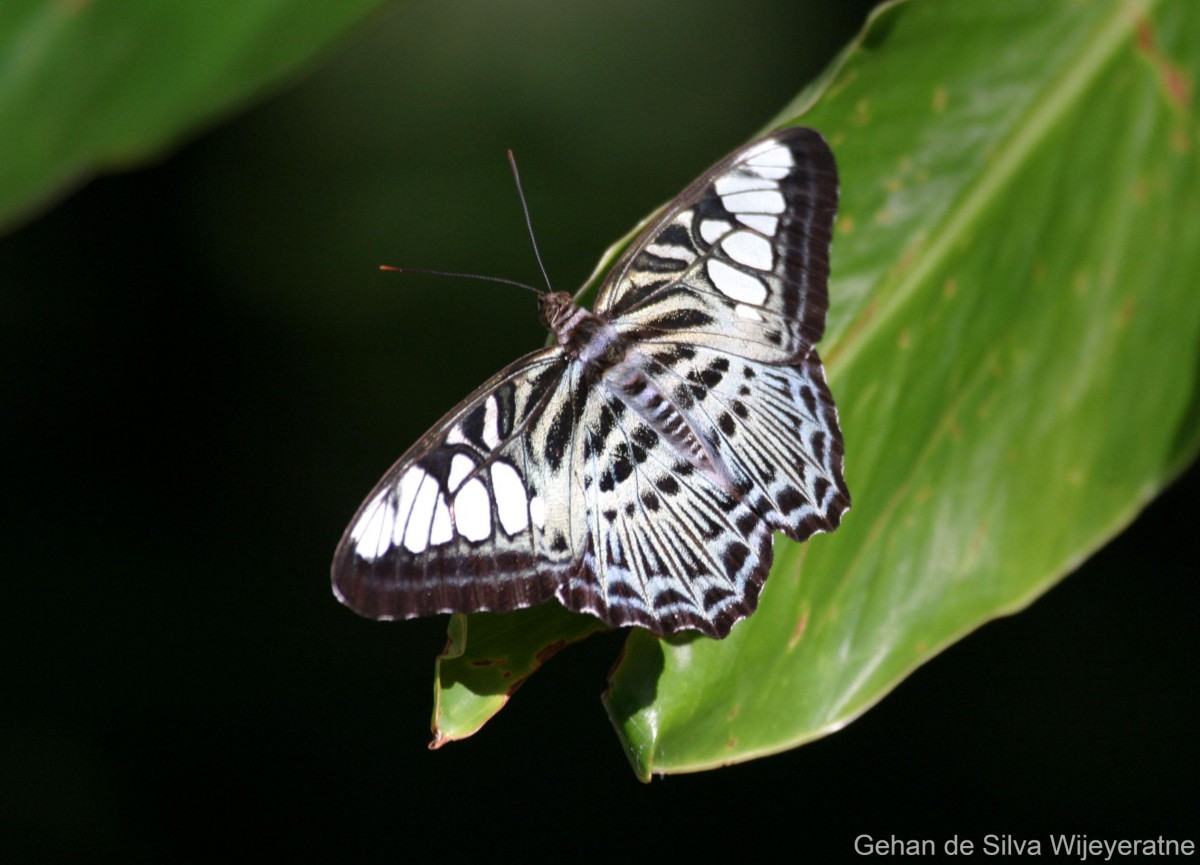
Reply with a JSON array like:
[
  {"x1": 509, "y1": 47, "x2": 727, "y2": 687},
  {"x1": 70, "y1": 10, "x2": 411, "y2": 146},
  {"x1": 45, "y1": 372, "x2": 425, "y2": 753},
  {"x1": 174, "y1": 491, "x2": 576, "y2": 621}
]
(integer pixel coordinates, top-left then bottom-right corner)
[{"x1": 537, "y1": 291, "x2": 579, "y2": 333}]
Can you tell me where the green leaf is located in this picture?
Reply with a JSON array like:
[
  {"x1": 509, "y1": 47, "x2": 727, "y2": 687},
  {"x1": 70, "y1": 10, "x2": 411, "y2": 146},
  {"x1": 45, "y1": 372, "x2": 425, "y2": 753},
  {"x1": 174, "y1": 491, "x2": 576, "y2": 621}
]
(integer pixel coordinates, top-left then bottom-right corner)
[
  {"x1": 440, "y1": 0, "x2": 1200, "y2": 780},
  {"x1": 431, "y1": 605, "x2": 608, "y2": 746},
  {"x1": 0, "y1": 0, "x2": 385, "y2": 233}
]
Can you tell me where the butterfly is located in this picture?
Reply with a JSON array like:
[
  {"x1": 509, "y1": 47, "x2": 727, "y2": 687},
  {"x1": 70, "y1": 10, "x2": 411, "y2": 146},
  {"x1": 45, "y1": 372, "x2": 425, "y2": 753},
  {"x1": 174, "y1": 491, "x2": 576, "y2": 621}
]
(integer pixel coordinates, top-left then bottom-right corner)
[{"x1": 331, "y1": 126, "x2": 849, "y2": 639}]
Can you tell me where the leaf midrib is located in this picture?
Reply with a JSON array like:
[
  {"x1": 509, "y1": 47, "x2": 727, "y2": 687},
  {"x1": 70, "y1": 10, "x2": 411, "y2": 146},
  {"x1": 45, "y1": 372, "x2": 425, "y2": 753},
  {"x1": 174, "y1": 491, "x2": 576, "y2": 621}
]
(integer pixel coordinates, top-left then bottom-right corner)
[{"x1": 825, "y1": 0, "x2": 1159, "y2": 375}]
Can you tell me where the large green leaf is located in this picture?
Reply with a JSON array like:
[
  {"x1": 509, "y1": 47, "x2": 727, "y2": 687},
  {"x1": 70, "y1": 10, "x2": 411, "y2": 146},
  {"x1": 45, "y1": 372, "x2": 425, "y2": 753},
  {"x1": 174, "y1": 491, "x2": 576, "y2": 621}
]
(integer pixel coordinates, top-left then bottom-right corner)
[
  {"x1": 438, "y1": 0, "x2": 1200, "y2": 779},
  {"x1": 0, "y1": 0, "x2": 385, "y2": 232}
]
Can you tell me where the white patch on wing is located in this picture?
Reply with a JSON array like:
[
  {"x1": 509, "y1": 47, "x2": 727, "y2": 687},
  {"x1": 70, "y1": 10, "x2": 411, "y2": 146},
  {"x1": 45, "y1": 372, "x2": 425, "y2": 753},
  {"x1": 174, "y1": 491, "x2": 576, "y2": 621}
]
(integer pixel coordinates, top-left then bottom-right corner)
[
  {"x1": 700, "y1": 219, "x2": 731, "y2": 245},
  {"x1": 351, "y1": 489, "x2": 394, "y2": 561},
  {"x1": 736, "y1": 214, "x2": 779, "y2": 235},
  {"x1": 490, "y1": 461, "x2": 529, "y2": 535},
  {"x1": 715, "y1": 174, "x2": 772, "y2": 196},
  {"x1": 706, "y1": 259, "x2": 768, "y2": 305},
  {"x1": 447, "y1": 454, "x2": 475, "y2": 491},
  {"x1": 745, "y1": 164, "x2": 789, "y2": 180},
  {"x1": 646, "y1": 242, "x2": 697, "y2": 264},
  {"x1": 721, "y1": 231, "x2": 774, "y2": 270},
  {"x1": 720, "y1": 189, "x2": 786, "y2": 214},
  {"x1": 529, "y1": 495, "x2": 546, "y2": 529},
  {"x1": 430, "y1": 494, "x2": 453, "y2": 544},
  {"x1": 744, "y1": 142, "x2": 794, "y2": 168},
  {"x1": 445, "y1": 426, "x2": 467, "y2": 446},
  {"x1": 454, "y1": 478, "x2": 491, "y2": 541},
  {"x1": 395, "y1": 467, "x2": 424, "y2": 512},
  {"x1": 402, "y1": 472, "x2": 440, "y2": 553},
  {"x1": 735, "y1": 303, "x2": 763, "y2": 321},
  {"x1": 388, "y1": 467, "x2": 428, "y2": 552},
  {"x1": 482, "y1": 397, "x2": 500, "y2": 448}
]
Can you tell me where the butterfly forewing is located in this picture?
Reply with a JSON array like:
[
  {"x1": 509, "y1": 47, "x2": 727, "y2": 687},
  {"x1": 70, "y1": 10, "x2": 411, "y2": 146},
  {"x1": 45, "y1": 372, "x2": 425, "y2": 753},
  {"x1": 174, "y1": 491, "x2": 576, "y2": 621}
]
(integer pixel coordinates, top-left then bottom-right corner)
[
  {"x1": 596, "y1": 128, "x2": 836, "y2": 363},
  {"x1": 333, "y1": 126, "x2": 848, "y2": 639},
  {"x1": 332, "y1": 351, "x2": 580, "y2": 619}
]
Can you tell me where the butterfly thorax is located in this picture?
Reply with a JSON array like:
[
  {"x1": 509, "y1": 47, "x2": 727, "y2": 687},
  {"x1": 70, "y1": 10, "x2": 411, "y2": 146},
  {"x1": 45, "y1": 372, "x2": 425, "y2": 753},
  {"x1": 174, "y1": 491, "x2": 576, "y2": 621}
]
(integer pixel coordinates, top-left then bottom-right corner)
[
  {"x1": 539, "y1": 291, "x2": 627, "y2": 371},
  {"x1": 538, "y1": 292, "x2": 731, "y2": 489}
]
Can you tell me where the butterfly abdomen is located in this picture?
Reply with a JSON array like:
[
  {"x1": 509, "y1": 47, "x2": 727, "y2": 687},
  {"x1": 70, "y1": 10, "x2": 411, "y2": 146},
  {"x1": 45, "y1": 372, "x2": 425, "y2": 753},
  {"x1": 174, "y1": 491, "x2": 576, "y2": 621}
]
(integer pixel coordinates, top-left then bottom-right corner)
[{"x1": 604, "y1": 357, "x2": 733, "y2": 492}]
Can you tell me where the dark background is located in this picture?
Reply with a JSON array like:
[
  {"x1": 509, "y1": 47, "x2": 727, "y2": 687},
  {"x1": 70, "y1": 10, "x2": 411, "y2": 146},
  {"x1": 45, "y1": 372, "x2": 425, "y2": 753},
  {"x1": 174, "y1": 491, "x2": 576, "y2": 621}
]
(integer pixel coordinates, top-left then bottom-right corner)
[{"x1": 3, "y1": 2, "x2": 1196, "y2": 859}]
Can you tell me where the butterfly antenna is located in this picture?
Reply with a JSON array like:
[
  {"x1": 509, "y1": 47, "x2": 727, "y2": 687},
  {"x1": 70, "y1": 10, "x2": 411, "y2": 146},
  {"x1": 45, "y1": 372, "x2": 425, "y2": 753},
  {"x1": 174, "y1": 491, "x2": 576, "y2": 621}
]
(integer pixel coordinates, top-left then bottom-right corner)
[
  {"x1": 378, "y1": 265, "x2": 543, "y2": 295},
  {"x1": 507, "y1": 150, "x2": 554, "y2": 294}
]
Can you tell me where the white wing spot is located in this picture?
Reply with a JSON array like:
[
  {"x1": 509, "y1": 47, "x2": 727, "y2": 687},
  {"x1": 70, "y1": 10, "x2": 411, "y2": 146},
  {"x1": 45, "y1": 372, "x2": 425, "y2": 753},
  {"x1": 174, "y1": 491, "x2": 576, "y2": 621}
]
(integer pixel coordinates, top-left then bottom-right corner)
[
  {"x1": 454, "y1": 478, "x2": 491, "y2": 541},
  {"x1": 721, "y1": 231, "x2": 774, "y2": 271},
  {"x1": 395, "y1": 467, "x2": 425, "y2": 511},
  {"x1": 707, "y1": 259, "x2": 768, "y2": 305},
  {"x1": 402, "y1": 472, "x2": 440, "y2": 553},
  {"x1": 351, "y1": 489, "x2": 395, "y2": 561},
  {"x1": 721, "y1": 189, "x2": 786, "y2": 214},
  {"x1": 482, "y1": 397, "x2": 501, "y2": 448},
  {"x1": 387, "y1": 466, "x2": 428, "y2": 552},
  {"x1": 430, "y1": 494, "x2": 453, "y2": 545},
  {"x1": 736, "y1": 214, "x2": 779, "y2": 236},
  {"x1": 700, "y1": 219, "x2": 731, "y2": 245},
  {"x1": 745, "y1": 164, "x2": 789, "y2": 180},
  {"x1": 715, "y1": 174, "x2": 773, "y2": 196},
  {"x1": 736, "y1": 303, "x2": 764, "y2": 321},
  {"x1": 744, "y1": 142, "x2": 794, "y2": 168},
  {"x1": 490, "y1": 461, "x2": 529, "y2": 535},
  {"x1": 446, "y1": 426, "x2": 467, "y2": 446},
  {"x1": 647, "y1": 243, "x2": 696, "y2": 264},
  {"x1": 447, "y1": 454, "x2": 475, "y2": 491},
  {"x1": 529, "y1": 495, "x2": 546, "y2": 529}
]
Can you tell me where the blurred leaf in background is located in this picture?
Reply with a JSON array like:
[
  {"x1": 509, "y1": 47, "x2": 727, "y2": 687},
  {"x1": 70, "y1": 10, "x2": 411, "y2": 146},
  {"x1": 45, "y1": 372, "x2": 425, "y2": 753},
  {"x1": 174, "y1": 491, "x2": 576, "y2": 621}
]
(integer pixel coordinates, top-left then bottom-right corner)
[{"x1": 0, "y1": 0, "x2": 386, "y2": 231}]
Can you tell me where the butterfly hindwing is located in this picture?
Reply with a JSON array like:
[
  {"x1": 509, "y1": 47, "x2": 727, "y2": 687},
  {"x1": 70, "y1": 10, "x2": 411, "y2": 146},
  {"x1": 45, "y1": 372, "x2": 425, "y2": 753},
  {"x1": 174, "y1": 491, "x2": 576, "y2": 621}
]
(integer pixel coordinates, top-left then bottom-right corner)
[
  {"x1": 643, "y1": 344, "x2": 849, "y2": 541},
  {"x1": 554, "y1": 387, "x2": 774, "y2": 637}
]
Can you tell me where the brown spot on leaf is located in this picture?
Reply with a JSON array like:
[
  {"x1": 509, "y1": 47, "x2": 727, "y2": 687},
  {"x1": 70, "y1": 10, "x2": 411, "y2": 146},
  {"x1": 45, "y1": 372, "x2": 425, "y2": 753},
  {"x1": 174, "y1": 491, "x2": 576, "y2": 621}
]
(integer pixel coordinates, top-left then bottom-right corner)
[
  {"x1": 1132, "y1": 177, "x2": 1150, "y2": 205},
  {"x1": 1137, "y1": 18, "x2": 1192, "y2": 111},
  {"x1": 787, "y1": 610, "x2": 810, "y2": 652},
  {"x1": 536, "y1": 639, "x2": 568, "y2": 665},
  {"x1": 932, "y1": 86, "x2": 948, "y2": 113}
]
